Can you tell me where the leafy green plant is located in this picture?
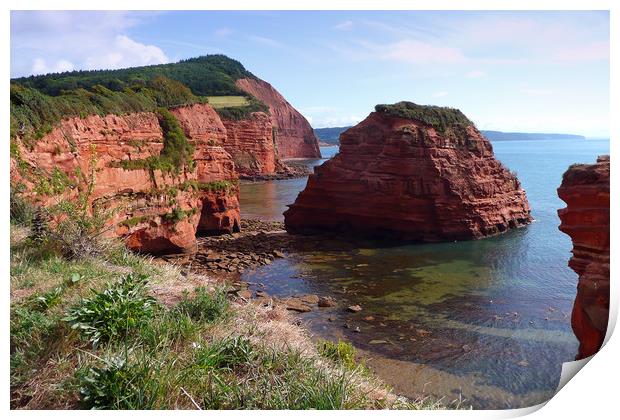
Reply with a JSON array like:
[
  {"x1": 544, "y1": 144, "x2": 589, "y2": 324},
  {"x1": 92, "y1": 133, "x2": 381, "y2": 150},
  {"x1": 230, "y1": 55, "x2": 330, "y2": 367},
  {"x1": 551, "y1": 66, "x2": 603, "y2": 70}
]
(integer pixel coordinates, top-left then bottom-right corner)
[
  {"x1": 118, "y1": 215, "x2": 150, "y2": 228},
  {"x1": 63, "y1": 274, "x2": 157, "y2": 348},
  {"x1": 78, "y1": 354, "x2": 160, "y2": 409},
  {"x1": 180, "y1": 179, "x2": 238, "y2": 193},
  {"x1": 317, "y1": 339, "x2": 358, "y2": 370},
  {"x1": 31, "y1": 286, "x2": 64, "y2": 311},
  {"x1": 175, "y1": 287, "x2": 229, "y2": 323},
  {"x1": 10, "y1": 187, "x2": 36, "y2": 226},
  {"x1": 194, "y1": 336, "x2": 255, "y2": 370}
]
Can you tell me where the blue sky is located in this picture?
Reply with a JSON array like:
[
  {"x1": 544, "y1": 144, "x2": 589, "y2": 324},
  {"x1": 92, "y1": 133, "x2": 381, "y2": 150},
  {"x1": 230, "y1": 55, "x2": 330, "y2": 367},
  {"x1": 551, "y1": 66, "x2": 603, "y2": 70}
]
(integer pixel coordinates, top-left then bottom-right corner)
[{"x1": 11, "y1": 10, "x2": 609, "y2": 137}]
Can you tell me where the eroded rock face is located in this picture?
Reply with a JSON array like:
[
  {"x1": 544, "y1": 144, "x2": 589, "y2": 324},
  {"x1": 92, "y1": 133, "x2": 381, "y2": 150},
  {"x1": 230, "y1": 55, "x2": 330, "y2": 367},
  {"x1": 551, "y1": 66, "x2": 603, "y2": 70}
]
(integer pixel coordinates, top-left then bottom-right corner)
[
  {"x1": 284, "y1": 110, "x2": 532, "y2": 240},
  {"x1": 11, "y1": 106, "x2": 240, "y2": 254},
  {"x1": 221, "y1": 112, "x2": 276, "y2": 176},
  {"x1": 171, "y1": 103, "x2": 228, "y2": 145},
  {"x1": 558, "y1": 155, "x2": 610, "y2": 359},
  {"x1": 236, "y1": 77, "x2": 321, "y2": 159}
]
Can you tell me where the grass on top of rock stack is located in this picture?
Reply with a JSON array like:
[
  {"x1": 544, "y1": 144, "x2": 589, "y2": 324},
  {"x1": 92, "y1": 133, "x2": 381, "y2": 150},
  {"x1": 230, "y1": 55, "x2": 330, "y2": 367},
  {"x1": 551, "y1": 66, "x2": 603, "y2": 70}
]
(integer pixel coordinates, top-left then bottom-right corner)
[
  {"x1": 375, "y1": 101, "x2": 473, "y2": 134},
  {"x1": 9, "y1": 194, "x2": 446, "y2": 410}
]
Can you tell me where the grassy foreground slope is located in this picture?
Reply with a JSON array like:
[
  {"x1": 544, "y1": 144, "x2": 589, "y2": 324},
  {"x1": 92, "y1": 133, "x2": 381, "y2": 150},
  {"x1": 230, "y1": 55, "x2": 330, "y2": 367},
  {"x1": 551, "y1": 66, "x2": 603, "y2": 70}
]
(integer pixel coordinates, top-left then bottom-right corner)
[{"x1": 9, "y1": 193, "x2": 447, "y2": 410}]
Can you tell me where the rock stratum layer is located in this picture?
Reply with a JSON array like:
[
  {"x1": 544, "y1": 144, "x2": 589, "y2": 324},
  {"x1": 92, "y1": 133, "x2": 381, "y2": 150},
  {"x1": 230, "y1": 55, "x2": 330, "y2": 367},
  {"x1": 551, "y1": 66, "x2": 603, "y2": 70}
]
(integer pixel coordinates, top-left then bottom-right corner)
[
  {"x1": 284, "y1": 105, "x2": 532, "y2": 241},
  {"x1": 221, "y1": 112, "x2": 277, "y2": 177},
  {"x1": 236, "y1": 78, "x2": 321, "y2": 159},
  {"x1": 558, "y1": 155, "x2": 610, "y2": 359},
  {"x1": 11, "y1": 105, "x2": 242, "y2": 254}
]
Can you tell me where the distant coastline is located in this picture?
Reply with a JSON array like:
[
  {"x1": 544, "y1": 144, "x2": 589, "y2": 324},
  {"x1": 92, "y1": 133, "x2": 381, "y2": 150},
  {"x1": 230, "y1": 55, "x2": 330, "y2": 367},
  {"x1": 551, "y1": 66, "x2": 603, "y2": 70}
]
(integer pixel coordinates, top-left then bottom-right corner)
[
  {"x1": 480, "y1": 130, "x2": 586, "y2": 141},
  {"x1": 314, "y1": 126, "x2": 586, "y2": 145}
]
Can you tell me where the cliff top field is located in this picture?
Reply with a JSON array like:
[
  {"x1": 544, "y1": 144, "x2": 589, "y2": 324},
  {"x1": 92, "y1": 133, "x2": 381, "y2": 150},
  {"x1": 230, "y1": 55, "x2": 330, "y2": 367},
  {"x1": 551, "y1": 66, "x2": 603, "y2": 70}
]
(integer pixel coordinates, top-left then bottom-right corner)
[{"x1": 10, "y1": 55, "x2": 268, "y2": 140}]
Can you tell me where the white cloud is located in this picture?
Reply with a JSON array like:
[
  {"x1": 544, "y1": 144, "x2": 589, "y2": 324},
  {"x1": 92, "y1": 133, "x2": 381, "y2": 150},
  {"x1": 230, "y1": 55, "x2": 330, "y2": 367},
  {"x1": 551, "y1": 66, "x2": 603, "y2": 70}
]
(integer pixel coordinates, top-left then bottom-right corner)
[
  {"x1": 466, "y1": 70, "x2": 487, "y2": 78},
  {"x1": 302, "y1": 111, "x2": 363, "y2": 129},
  {"x1": 31, "y1": 58, "x2": 47, "y2": 74},
  {"x1": 452, "y1": 14, "x2": 609, "y2": 64},
  {"x1": 330, "y1": 13, "x2": 608, "y2": 67},
  {"x1": 248, "y1": 35, "x2": 283, "y2": 48},
  {"x1": 11, "y1": 11, "x2": 167, "y2": 76},
  {"x1": 84, "y1": 35, "x2": 168, "y2": 70},
  {"x1": 333, "y1": 20, "x2": 354, "y2": 31},
  {"x1": 432, "y1": 91, "x2": 449, "y2": 98},
  {"x1": 381, "y1": 40, "x2": 465, "y2": 64},
  {"x1": 342, "y1": 39, "x2": 466, "y2": 64},
  {"x1": 31, "y1": 58, "x2": 75, "y2": 75}
]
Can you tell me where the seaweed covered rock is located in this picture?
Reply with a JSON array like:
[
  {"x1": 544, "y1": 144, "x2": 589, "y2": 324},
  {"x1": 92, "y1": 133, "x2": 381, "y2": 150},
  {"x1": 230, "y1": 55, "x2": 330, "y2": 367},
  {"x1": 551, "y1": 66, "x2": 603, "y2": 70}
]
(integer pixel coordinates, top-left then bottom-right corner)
[
  {"x1": 558, "y1": 155, "x2": 610, "y2": 359},
  {"x1": 284, "y1": 102, "x2": 532, "y2": 241}
]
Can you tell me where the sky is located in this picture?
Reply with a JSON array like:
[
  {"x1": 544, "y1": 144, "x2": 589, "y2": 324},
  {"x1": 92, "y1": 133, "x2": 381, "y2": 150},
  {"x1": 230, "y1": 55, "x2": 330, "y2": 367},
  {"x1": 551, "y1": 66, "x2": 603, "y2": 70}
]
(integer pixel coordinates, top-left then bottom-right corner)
[{"x1": 10, "y1": 10, "x2": 610, "y2": 137}]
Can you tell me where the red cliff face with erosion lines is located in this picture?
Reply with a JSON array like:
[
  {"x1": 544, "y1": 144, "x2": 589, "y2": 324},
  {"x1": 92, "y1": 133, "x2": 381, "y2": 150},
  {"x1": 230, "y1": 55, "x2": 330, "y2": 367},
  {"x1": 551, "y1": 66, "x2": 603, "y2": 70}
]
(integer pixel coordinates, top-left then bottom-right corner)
[
  {"x1": 236, "y1": 77, "x2": 321, "y2": 159},
  {"x1": 558, "y1": 155, "x2": 610, "y2": 359},
  {"x1": 11, "y1": 105, "x2": 241, "y2": 254}
]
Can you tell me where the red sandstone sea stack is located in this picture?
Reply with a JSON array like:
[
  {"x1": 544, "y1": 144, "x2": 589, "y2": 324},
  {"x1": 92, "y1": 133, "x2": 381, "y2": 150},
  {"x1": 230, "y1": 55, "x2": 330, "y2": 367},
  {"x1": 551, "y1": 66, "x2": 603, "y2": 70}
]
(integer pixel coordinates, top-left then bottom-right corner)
[
  {"x1": 284, "y1": 101, "x2": 532, "y2": 241},
  {"x1": 558, "y1": 155, "x2": 610, "y2": 359}
]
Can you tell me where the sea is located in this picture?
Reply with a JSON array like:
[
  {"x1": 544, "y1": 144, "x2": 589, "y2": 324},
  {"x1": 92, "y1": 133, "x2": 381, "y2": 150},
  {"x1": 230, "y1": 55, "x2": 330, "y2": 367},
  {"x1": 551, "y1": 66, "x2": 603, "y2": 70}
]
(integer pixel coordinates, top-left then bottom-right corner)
[{"x1": 237, "y1": 139, "x2": 610, "y2": 409}]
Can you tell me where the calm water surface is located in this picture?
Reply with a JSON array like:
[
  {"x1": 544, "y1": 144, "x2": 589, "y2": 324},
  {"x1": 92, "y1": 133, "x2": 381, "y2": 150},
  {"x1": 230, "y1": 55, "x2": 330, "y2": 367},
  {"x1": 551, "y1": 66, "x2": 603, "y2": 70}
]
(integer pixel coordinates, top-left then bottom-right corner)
[{"x1": 239, "y1": 140, "x2": 609, "y2": 408}]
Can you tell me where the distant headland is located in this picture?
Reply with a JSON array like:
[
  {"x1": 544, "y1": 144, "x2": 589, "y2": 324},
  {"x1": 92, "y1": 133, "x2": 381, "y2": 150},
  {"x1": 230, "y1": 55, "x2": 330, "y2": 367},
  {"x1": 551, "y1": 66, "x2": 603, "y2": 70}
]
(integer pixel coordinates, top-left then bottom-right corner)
[{"x1": 314, "y1": 126, "x2": 586, "y2": 145}]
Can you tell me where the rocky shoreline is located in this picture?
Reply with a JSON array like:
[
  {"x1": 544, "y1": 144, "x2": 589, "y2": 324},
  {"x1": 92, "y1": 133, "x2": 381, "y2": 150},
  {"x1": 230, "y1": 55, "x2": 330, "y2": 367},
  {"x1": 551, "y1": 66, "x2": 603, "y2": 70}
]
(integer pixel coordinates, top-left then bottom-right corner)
[
  {"x1": 239, "y1": 161, "x2": 312, "y2": 181},
  {"x1": 160, "y1": 218, "x2": 348, "y2": 316}
]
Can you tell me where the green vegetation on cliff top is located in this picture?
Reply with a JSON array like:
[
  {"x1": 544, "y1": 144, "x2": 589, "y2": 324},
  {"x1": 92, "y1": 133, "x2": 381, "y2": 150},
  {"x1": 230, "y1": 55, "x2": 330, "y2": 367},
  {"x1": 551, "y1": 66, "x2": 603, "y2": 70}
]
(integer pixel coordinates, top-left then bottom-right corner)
[
  {"x1": 13, "y1": 55, "x2": 254, "y2": 96},
  {"x1": 375, "y1": 101, "x2": 473, "y2": 133},
  {"x1": 10, "y1": 55, "x2": 268, "y2": 140}
]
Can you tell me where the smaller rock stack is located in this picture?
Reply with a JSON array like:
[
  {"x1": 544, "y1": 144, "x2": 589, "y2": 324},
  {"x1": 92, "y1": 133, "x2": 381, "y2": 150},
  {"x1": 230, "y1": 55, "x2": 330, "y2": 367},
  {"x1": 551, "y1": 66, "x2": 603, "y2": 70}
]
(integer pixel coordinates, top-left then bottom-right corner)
[
  {"x1": 558, "y1": 155, "x2": 610, "y2": 359},
  {"x1": 284, "y1": 101, "x2": 532, "y2": 241}
]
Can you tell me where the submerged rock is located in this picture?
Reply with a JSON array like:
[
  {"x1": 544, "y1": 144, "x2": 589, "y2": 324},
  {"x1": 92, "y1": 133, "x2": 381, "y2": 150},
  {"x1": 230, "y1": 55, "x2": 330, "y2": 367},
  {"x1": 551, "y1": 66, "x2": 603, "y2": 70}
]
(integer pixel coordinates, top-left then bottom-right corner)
[
  {"x1": 318, "y1": 296, "x2": 337, "y2": 307},
  {"x1": 282, "y1": 298, "x2": 312, "y2": 313},
  {"x1": 284, "y1": 101, "x2": 532, "y2": 241},
  {"x1": 298, "y1": 294, "x2": 320, "y2": 304},
  {"x1": 558, "y1": 155, "x2": 610, "y2": 359}
]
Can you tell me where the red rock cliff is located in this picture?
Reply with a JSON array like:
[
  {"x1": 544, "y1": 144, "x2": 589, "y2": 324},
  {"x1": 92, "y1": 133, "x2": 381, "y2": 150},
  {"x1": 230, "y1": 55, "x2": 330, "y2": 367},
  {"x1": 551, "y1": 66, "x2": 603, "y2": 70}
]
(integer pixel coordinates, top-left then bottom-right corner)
[
  {"x1": 236, "y1": 78, "x2": 321, "y2": 159},
  {"x1": 221, "y1": 112, "x2": 277, "y2": 177},
  {"x1": 171, "y1": 103, "x2": 281, "y2": 178},
  {"x1": 558, "y1": 155, "x2": 610, "y2": 359},
  {"x1": 11, "y1": 105, "x2": 240, "y2": 255},
  {"x1": 284, "y1": 110, "x2": 532, "y2": 240}
]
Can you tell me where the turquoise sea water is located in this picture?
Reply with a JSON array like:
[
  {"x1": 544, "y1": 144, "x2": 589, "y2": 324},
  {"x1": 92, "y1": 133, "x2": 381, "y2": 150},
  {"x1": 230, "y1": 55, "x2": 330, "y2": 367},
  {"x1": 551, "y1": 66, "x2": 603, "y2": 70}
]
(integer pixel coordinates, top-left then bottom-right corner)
[{"x1": 239, "y1": 139, "x2": 610, "y2": 408}]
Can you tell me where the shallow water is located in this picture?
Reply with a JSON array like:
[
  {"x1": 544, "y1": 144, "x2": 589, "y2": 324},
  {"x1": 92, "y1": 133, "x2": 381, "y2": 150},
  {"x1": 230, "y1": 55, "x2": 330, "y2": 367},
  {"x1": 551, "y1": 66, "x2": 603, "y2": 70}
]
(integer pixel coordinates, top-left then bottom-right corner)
[{"x1": 239, "y1": 140, "x2": 609, "y2": 409}]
